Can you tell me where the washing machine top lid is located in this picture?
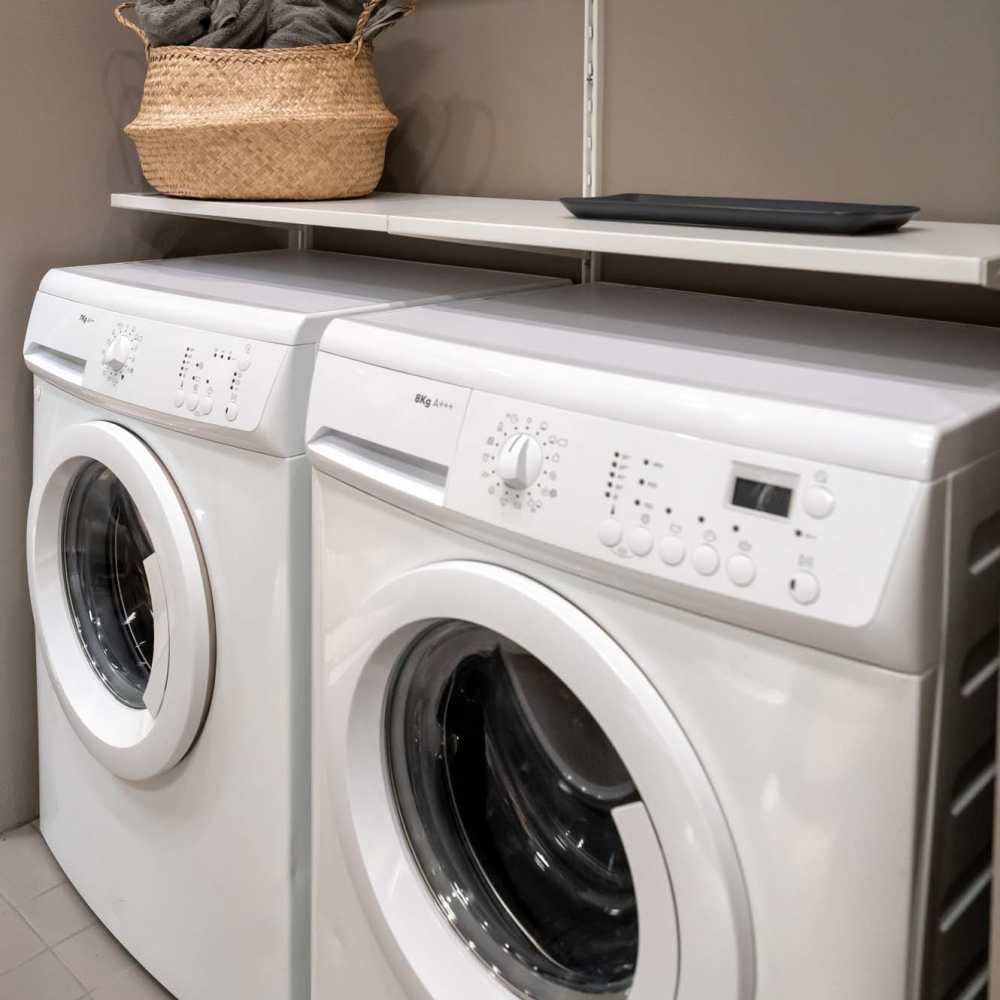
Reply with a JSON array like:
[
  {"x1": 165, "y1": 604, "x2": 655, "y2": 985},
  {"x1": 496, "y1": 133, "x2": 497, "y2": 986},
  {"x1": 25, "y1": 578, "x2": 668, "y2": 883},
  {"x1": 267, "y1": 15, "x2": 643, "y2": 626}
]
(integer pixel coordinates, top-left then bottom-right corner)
[
  {"x1": 41, "y1": 251, "x2": 565, "y2": 346},
  {"x1": 319, "y1": 282, "x2": 1000, "y2": 479}
]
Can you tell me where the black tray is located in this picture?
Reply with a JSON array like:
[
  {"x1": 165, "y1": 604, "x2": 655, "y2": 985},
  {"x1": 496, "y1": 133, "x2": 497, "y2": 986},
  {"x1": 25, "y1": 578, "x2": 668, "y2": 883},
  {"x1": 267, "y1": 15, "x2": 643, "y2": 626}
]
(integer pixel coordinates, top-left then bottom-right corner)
[{"x1": 560, "y1": 194, "x2": 920, "y2": 236}]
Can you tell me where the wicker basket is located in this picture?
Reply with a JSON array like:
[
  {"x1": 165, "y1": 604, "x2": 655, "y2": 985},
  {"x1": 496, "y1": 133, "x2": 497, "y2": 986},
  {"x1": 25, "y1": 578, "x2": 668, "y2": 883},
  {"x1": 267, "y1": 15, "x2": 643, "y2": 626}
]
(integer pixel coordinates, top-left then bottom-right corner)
[{"x1": 115, "y1": 1, "x2": 401, "y2": 201}]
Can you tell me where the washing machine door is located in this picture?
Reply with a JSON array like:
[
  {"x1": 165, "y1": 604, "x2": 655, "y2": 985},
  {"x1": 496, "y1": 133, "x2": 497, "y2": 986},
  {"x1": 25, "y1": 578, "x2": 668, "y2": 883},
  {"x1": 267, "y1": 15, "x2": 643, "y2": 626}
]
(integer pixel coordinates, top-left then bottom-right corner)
[
  {"x1": 27, "y1": 421, "x2": 214, "y2": 782},
  {"x1": 325, "y1": 561, "x2": 754, "y2": 1000}
]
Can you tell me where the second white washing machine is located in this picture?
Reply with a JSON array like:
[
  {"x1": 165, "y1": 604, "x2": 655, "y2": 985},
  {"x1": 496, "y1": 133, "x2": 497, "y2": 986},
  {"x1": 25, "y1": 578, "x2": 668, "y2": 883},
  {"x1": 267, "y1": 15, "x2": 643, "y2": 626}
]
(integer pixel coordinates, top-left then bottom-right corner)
[
  {"x1": 24, "y1": 249, "x2": 563, "y2": 1000},
  {"x1": 308, "y1": 283, "x2": 1000, "y2": 1000}
]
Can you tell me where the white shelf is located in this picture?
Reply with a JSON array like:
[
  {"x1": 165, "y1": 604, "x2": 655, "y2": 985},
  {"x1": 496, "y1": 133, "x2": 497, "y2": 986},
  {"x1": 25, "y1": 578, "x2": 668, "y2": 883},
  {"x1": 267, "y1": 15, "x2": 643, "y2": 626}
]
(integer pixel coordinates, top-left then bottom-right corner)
[
  {"x1": 112, "y1": 191, "x2": 1000, "y2": 289},
  {"x1": 111, "y1": 190, "x2": 411, "y2": 231}
]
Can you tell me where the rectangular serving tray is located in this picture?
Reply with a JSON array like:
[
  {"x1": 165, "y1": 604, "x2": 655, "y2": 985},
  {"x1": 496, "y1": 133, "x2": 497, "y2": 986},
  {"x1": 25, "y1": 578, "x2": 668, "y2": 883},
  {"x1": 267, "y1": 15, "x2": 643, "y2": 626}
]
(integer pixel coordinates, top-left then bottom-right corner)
[{"x1": 561, "y1": 194, "x2": 920, "y2": 236}]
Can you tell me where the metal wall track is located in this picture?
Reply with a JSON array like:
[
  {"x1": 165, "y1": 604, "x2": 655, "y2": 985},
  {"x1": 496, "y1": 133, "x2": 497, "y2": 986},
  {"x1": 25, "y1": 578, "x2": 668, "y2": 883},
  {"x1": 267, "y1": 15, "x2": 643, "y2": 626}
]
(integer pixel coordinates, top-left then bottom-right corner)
[{"x1": 581, "y1": 0, "x2": 604, "y2": 284}]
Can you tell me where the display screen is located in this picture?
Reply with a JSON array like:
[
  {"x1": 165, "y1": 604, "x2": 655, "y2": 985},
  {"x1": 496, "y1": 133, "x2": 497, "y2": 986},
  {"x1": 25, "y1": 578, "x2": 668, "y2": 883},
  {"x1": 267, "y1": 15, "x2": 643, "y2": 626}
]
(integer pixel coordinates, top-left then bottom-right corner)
[{"x1": 731, "y1": 477, "x2": 794, "y2": 518}]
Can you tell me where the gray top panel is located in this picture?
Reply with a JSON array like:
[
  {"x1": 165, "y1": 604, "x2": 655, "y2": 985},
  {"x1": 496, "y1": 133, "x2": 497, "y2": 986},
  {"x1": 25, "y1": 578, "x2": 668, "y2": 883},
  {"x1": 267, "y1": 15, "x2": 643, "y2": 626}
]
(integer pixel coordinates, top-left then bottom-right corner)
[
  {"x1": 326, "y1": 281, "x2": 1000, "y2": 432},
  {"x1": 41, "y1": 251, "x2": 565, "y2": 345}
]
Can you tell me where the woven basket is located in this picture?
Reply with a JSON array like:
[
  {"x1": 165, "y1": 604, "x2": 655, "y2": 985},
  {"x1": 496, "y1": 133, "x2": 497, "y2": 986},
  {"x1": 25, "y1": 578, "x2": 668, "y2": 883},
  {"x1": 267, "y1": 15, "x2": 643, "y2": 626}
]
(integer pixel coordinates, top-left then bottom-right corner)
[{"x1": 115, "y1": 1, "x2": 401, "y2": 201}]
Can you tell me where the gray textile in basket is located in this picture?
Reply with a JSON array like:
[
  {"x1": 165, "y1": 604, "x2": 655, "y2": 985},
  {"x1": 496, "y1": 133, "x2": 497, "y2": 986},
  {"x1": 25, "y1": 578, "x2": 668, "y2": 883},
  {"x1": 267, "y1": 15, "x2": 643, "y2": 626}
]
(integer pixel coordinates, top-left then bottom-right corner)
[
  {"x1": 266, "y1": 0, "x2": 414, "y2": 47},
  {"x1": 133, "y1": 0, "x2": 413, "y2": 48}
]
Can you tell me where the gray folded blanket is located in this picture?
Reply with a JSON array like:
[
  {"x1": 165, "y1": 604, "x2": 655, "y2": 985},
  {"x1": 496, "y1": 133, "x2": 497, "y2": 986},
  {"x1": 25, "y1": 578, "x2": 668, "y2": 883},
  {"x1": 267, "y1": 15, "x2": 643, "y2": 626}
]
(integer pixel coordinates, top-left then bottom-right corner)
[
  {"x1": 134, "y1": 0, "x2": 414, "y2": 49},
  {"x1": 266, "y1": 0, "x2": 414, "y2": 48}
]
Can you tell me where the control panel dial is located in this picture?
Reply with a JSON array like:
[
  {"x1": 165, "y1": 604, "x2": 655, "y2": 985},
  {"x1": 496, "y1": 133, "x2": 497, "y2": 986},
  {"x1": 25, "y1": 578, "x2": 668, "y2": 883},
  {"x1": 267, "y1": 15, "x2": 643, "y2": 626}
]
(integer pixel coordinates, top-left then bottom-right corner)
[
  {"x1": 498, "y1": 433, "x2": 544, "y2": 490},
  {"x1": 101, "y1": 323, "x2": 140, "y2": 383},
  {"x1": 103, "y1": 335, "x2": 132, "y2": 373}
]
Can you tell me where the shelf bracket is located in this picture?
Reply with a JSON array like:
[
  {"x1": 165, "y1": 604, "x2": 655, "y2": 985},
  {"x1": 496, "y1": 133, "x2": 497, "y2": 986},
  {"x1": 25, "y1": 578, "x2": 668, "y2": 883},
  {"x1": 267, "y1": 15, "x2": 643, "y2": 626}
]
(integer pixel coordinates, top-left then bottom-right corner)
[
  {"x1": 582, "y1": 0, "x2": 604, "y2": 284},
  {"x1": 288, "y1": 225, "x2": 315, "y2": 251}
]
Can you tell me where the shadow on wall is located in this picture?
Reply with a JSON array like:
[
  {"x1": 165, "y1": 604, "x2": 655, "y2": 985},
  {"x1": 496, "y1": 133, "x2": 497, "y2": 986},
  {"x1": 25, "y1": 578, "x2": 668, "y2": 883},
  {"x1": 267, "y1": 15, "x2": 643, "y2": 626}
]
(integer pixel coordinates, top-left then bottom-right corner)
[
  {"x1": 380, "y1": 40, "x2": 497, "y2": 196},
  {"x1": 373, "y1": 0, "x2": 583, "y2": 200},
  {"x1": 105, "y1": 43, "x2": 147, "y2": 182}
]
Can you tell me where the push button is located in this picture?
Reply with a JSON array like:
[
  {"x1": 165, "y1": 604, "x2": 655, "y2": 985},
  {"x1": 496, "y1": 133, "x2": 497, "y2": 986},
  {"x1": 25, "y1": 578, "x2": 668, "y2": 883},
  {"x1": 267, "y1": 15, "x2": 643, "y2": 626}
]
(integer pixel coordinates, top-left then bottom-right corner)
[
  {"x1": 803, "y1": 486, "x2": 835, "y2": 519},
  {"x1": 186, "y1": 392, "x2": 199, "y2": 413},
  {"x1": 658, "y1": 537, "x2": 686, "y2": 567},
  {"x1": 790, "y1": 572, "x2": 821, "y2": 605},
  {"x1": 628, "y1": 527, "x2": 654, "y2": 557},
  {"x1": 174, "y1": 389, "x2": 185, "y2": 409},
  {"x1": 238, "y1": 353, "x2": 253, "y2": 372},
  {"x1": 197, "y1": 397, "x2": 214, "y2": 417},
  {"x1": 727, "y1": 554, "x2": 756, "y2": 587},
  {"x1": 692, "y1": 545, "x2": 720, "y2": 577},
  {"x1": 599, "y1": 519, "x2": 623, "y2": 548},
  {"x1": 224, "y1": 403, "x2": 240, "y2": 423}
]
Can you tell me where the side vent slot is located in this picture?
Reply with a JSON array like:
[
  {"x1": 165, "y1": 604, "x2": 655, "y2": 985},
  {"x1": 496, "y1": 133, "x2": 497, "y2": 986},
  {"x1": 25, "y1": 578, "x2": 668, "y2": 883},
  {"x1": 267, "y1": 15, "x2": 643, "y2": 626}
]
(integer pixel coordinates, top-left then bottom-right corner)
[
  {"x1": 969, "y1": 510, "x2": 1000, "y2": 576},
  {"x1": 933, "y1": 850, "x2": 993, "y2": 997},
  {"x1": 926, "y1": 486, "x2": 1000, "y2": 1000},
  {"x1": 961, "y1": 627, "x2": 1000, "y2": 698},
  {"x1": 938, "y1": 853, "x2": 992, "y2": 936},
  {"x1": 950, "y1": 743, "x2": 997, "y2": 819},
  {"x1": 945, "y1": 960, "x2": 989, "y2": 1000}
]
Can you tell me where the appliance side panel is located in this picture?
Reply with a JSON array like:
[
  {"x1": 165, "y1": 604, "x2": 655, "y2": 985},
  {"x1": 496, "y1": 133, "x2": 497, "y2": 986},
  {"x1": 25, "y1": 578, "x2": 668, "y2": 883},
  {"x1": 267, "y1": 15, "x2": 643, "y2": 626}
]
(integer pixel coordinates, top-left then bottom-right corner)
[{"x1": 920, "y1": 450, "x2": 1000, "y2": 1000}]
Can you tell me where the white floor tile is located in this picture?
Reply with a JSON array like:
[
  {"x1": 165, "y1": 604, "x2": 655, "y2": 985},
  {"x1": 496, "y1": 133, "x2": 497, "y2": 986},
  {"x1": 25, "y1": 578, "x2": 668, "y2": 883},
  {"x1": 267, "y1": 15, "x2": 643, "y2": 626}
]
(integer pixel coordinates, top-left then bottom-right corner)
[
  {"x1": 0, "y1": 952, "x2": 85, "y2": 1000},
  {"x1": 0, "y1": 908, "x2": 45, "y2": 976},
  {"x1": 19, "y1": 883, "x2": 96, "y2": 948},
  {"x1": 53, "y1": 925, "x2": 136, "y2": 994},
  {"x1": 88, "y1": 963, "x2": 174, "y2": 1000},
  {"x1": 0, "y1": 829, "x2": 66, "y2": 906},
  {"x1": 0, "y1": 829, "x2": 173, "y2": 1000}
]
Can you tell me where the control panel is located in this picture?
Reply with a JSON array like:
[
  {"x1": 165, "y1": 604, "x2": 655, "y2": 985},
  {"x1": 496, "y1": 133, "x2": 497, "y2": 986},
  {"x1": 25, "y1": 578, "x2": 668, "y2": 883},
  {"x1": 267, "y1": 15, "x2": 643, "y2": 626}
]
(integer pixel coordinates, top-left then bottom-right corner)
[
  {"x1": 75, "y1": 305, "x2": 289, "y2": 433},
  {"x1": 447, "y1": 391, "x2": 921, "y2": 627}
]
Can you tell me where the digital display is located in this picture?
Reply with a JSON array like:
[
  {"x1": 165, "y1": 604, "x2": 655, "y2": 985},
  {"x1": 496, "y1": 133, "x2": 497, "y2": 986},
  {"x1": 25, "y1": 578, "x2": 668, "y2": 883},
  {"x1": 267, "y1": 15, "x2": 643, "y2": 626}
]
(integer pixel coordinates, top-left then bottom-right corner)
[{"x1": 732, "y1": 477, "x2": 794, "y2": 518}]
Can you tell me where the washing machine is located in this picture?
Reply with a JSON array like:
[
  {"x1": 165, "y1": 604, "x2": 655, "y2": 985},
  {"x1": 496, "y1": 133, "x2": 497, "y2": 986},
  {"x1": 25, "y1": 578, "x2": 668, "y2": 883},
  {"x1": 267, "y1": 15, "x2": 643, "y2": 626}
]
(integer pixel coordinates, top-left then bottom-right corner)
[
  {"x1": 307, "y1": 282, "x2": 1000, "y2": 1000},
  {"x1": 22, "y1": 249, "x2": 564, "y2": 1000}
]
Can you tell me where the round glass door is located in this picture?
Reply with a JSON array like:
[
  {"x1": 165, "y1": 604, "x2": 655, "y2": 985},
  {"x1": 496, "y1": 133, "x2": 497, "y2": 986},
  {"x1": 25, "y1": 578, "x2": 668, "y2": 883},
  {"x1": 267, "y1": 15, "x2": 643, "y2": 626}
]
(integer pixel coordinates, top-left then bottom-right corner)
[
  {"x1": 62, "y1": 461, "x2": 156, "y2": 710},
  {"x1": 326, "y1": 561, "x2": 754, "y2": 1000},
  {"x1": 28, "y1": 420, "x2": 215, "y2": 781},
  {"x1": 387, "y1": 621, "x2": 639, "y2": 1000}
]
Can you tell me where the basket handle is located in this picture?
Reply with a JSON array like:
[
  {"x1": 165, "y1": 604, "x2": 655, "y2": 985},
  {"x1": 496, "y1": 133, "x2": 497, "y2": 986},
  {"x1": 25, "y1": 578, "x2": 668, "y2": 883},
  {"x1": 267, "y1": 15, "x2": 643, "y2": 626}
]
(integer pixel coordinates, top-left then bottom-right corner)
[
  {"x1": 114, "y1": 2, "x2": 151, "y2": 51},
  {"x1": 351, "y1": 0, "x2": 383, "y2": 56}
]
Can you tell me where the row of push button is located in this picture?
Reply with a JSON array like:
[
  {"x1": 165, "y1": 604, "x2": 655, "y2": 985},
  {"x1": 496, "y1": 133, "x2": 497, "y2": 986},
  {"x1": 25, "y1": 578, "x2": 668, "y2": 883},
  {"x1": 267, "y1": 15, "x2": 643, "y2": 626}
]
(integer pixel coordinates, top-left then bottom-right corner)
[
  {"x1": 173, "y1": 390, "x2": 240, "y2": 422},
  {"x1": 598, "y1": 518, "x2": 820, "y2": 604}
]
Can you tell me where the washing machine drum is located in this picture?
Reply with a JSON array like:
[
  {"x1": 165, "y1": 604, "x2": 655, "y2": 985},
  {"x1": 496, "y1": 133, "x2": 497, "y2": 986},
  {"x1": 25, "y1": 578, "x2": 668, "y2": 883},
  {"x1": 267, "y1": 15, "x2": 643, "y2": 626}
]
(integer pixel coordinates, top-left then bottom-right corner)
[
  {"x1": 388, "y1": 623, "x2": 640, "y2": 997},
  {"x1": 62, "y1": 462, "x2": 159, "y2": 710},
  {"x1": 28, "y1": 421, "x2": 214, "y2": 782}
]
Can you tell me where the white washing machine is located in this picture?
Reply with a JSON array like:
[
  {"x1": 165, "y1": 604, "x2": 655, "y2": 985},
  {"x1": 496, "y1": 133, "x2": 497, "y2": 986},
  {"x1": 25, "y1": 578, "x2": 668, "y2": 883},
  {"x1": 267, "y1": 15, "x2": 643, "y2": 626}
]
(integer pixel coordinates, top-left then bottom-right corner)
[
  {"x1": 22, "y1": 250, "x2": 563, "y2": 1000},
  {"x1": 307, "y1": 282, "x2": 1000, "y2": 1000}
]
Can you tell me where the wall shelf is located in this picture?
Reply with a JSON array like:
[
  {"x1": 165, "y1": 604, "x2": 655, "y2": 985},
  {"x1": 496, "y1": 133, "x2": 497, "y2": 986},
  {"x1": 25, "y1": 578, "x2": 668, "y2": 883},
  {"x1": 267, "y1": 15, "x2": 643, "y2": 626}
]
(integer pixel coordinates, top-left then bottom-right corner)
[{"x1": 112, "y1": 191, "x2": 1000, "y2": 289}]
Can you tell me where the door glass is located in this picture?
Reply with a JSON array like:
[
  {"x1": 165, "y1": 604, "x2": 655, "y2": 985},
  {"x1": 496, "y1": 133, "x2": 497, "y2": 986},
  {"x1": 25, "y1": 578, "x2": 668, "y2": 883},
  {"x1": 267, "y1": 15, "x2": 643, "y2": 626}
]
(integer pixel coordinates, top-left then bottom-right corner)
[
  {"x1": 387, "y1": 621, "x2": 640, "y2": 1000},
  {"x1": 62, "y1": 461, "x2": 156, "y2": 710}
]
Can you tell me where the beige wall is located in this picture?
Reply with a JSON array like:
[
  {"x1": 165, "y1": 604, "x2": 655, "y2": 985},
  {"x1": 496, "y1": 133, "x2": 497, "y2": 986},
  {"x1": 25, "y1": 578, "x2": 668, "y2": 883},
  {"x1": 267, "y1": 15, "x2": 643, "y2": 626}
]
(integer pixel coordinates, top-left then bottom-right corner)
[
  {"x1": 600, "y1": 0, "x2": 1000, "y2": 326},
  {"x1": 0, "y1": 1, "x2": 272, "y2": 832}
]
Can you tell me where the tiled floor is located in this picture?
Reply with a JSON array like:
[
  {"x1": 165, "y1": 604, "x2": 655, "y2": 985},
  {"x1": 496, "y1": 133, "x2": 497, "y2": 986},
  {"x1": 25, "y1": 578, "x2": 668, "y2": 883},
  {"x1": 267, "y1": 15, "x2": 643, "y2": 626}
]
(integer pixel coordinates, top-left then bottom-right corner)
[{"x1": 0, "y1": 824, "x2": 174, "y2": 1000}]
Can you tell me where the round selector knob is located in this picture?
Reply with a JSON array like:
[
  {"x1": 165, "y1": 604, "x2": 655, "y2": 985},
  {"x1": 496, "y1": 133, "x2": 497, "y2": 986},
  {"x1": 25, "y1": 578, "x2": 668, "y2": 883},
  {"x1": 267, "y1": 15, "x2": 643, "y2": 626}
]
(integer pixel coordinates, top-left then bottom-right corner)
[
  {"x1": 103, "y1": 335, "x2": 132, "y2": 374},
  {"x1": 497, "y1": 433, "x2": 544, "y2": 491}
]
